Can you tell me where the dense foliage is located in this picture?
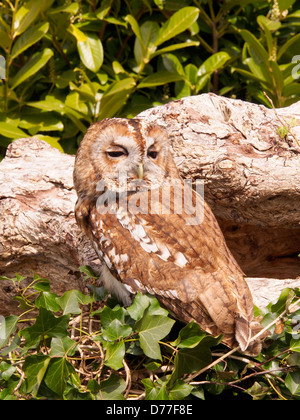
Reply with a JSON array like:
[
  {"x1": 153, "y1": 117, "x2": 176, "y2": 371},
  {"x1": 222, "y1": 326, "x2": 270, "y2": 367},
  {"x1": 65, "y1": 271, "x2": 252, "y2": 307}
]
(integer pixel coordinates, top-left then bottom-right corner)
[
  {"x1": 1, "y1": 270, "x2": 300, "y2": 400},
  {"x1": 0, "y1": 0, "x2": 299, "y2": 156}
]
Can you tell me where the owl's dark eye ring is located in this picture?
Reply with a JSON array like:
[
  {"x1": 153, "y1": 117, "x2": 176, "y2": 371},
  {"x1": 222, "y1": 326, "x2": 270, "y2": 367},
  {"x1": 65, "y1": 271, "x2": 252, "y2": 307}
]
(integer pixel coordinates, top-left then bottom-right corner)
[{"x1": 148, "y1": 150, "x2": 158, "y2": 159}]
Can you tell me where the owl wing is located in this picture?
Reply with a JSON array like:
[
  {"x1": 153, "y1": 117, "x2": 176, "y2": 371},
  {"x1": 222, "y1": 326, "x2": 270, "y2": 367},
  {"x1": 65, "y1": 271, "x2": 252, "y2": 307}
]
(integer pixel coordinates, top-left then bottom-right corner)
[{"x1": 87, "y1": 184, "x2": 262, "y2": 354}]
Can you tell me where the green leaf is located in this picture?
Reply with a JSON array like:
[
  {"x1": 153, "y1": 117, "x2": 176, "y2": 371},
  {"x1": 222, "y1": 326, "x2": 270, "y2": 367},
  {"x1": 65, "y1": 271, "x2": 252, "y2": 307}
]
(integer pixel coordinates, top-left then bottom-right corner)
[
  {"x1": 78, "y1": 33, "x2": 104, "y2": 73},
  {"x1": 278, "y1": 33, "x2": 300, "y2": 60},
  {"x1": 69, "y1": 25, "x2": 103, "y2": 72},
  {"x1": 50, "y1": 336, "x2": 77, "y2": 357},
  {"x1": 102, "y1": 319, "x2": 132, "y2": 341},
  {"x1": 197, "y1": 51, "x2": 231, "y2": 77},
  {"x1": 0, "y1": 122, "x2": 27, "y2": 139},
  {"x1": 168, "y1": 380, "x2": 193, "y2": 400},
  {"x1": 155, "y1": 7, "x2": 200, "y2": 46},
  {"x1": 127, "y1": 292, "x2": 169, "y2": 321},
  {"x1": 285, "y1": 369, "x2": 300, "y2": 396},
  {"x1": 240, "y1": 29, "x2": 269, "y2": 64},
  {"x1": 35, "y1": 136, "x2": 64, "y2": 153},
  {"x1": 10, "y1": 48, "x2": 54, "y2": 89},
  {"x1": 244, "y1": 57, "x2": 272, "y2": 85},
  {"x1": 138, "y1": 71, "x2": 183, "y2": 88},
  {"x1": 33, "y1": 279, "x2": 50, "y2": 292},
  {"x1": 22, "y1": 355, "x2": 51, "y2": 395},
  {"x1": 0, "y1": 315, "x2": 19, "y2": 349},
  {"x1": 270, "y1": 288, "x2": 295, "y2": 315},
  {"x1": 96, "y1": 0, "x2": 111, "y2": 20},
  {"x1": 170, "y1": 342, "x2": 211, "y2": 384},
  {"x1": 257, "y1": 15, "x2": 281, "y2": 33},
  {"x1": 35, "y1": 291, "x2": 61, "y2": 312},
  {"x1": 290, "y1": 338, "x2": 300, "y2": 353},
  {"x1": 0, "y1": 29, "x2": 10, "y2": 50},
  {"x1": 98, "y1": 78, "x2": 136, "y2": 119},
  {"x1": 0, "y1": 362, "x2": 17, "y2": 381},
  {"x1": 134, "y1": 20, "x2": 159, "y2": 66},
  {"x1": 47, "y1": 3, "x2": 79, "y2": 14},
  {"x1": 104, "y1": 340, "x2": 125, "y2": 370},
  {"x1": 171, "y1": 321, "x2": 207, "y2": 348},
  {"x1": 11, "y1": 22, "x2": 49, "y2": 60},
  {"x1": 142, "y1": 378, "x2": 169, "y2": 400},
  {"x1": 100, "y1": 305, "x2": 126, "y2": 329},
  {"x1": 151, "y1": 41, "x2": 200, "y2": 59},
  {"x1": 56, "y1": 289, "x2": 92, "y2": 315},
  {"x1": 44, "y1": 357, "x2": 75, "y2": 397},
  {"x1": 277, "y1": 0, "x2": 296, "y2": 12},
  {"x1": 21, "y1": 308, "x2": 69, "y2": 347},
  {"x1": 28, "y1": 95, "x2": 66, "y2": 113},
  {"x1": 19, "y1": 113, "x2": 64, "y2": 132},
  {"x1": 170, "y1": 334, "x2": 221, "y2": 385},
  {"x1": 125, "y1": 15, "x2": 143, "y2": 46},
  {"x1": 98, "y1": 373, "x2": 126, "y2": 400},
  {"x1": 13, "y1": 0, "x2": 42, "y2": 37},
  {"x1": 162, "y1": 53, "x2": 185, "y2": 76},
  {"x1": 135, "y1": 308, "x2": 175, "y2": 360}
]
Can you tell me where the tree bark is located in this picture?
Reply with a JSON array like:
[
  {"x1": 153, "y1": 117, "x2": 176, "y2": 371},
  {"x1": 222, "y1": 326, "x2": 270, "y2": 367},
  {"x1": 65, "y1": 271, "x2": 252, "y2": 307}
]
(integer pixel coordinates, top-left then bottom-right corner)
[
  {"x1": 0, "y1": 93, "x2": 299, "y2": 316},
  {"x1": 138, "y1": 93, "x2": 300, "y2": 279}
]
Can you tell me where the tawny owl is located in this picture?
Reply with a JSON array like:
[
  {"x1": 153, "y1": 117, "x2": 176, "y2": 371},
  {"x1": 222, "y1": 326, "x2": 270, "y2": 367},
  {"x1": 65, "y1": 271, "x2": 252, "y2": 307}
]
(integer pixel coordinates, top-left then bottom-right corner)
[{"x1": 73, "y1": 118, "x2": 265, "y2": 355}]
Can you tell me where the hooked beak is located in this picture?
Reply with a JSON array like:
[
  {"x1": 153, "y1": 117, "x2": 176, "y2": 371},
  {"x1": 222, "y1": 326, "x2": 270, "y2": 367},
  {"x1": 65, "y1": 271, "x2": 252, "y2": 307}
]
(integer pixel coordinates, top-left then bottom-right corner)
[{"x1": 137, "y1": 162, "x2": 144, "y2": 180}]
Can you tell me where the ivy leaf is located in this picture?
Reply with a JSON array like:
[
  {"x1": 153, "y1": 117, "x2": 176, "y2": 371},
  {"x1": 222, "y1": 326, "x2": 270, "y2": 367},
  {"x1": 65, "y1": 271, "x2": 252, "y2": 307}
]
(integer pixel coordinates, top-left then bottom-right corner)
[
  {"x1": 127, "y1": 292, "x2": 168, "y2": 321},
  {"x1": 50, "y1": 336, "x2": 77, "y2": 357},
  {"x1": 22, "y1": 355, "x2": 51, "y2": 396},
  {"x1": 21, "y1": 308, "x2": 69, "y2": 348},
  {"x1": 35, "y1": 291, "x2": 61, "y2": 312},
  {"x1": 99, "y1": 305, "x2": 127, "y2": 328},
  {"x1": 56, "y1": 289, "x2": 92, "y2": 315},
  {"x1": 171, "y1": 321, "x2": 208, "y2": 348},
  {"x1": 135, "y1": 307, "x2": 175, "y2": 360},
  {"x1": 142, "y1": 378, "x2": 169, "y2": 400},
  {"x1": 168, "y1": 380, "x2": 193, "y2": 400},
  {"x1": 169, "y1": 335, "x2": 221, "y2": 385},
  {"x1": 102, "y1": 318, "x2": 132, "y2": 341},
  {"x1": 104, "y1": 340, "x2": 125, "y2": 370},
  {"x1": 0, "y1": 315, "x2": 19, "y2": 349},
  {"x1": 285, "y1": 369, "x2": 300, "y2": 397},
  {"x1": 44, "y1": 357, "x2": 76, "y2": 398},
  {"x1": 98, "y1": 374, "x2": 126, "y2": 400}
]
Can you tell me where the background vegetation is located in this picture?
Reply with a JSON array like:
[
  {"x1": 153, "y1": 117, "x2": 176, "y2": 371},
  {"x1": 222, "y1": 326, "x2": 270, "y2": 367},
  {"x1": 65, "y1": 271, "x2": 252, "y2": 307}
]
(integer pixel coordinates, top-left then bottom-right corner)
[
  {"x1": 0, "y1": 0, "x2": 299, "y2": 156},
  {"x1": 0, "y1": 0, "x2": 300, "y2": 400}
]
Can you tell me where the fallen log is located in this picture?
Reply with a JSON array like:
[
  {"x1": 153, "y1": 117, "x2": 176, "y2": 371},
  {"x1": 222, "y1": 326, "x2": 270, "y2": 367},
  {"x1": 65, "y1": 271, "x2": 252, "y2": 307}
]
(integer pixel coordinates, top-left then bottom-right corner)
[{"x1": 0, "y1": 93, "x2": 299, "y2": 316}]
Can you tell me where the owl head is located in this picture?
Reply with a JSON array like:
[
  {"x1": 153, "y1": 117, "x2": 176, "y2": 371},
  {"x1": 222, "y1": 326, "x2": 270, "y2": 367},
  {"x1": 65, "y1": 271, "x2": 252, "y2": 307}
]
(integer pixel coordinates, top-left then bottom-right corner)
[{"x1": 73, "y1": 118, "x2": 180, "y2": 200}]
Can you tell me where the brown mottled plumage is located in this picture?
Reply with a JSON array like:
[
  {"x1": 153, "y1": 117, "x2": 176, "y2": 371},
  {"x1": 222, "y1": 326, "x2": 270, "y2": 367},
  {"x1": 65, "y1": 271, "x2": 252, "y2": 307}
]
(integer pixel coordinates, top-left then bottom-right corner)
[{"x1": 73, "y1": 118, "x2": 265, "y2": 355}]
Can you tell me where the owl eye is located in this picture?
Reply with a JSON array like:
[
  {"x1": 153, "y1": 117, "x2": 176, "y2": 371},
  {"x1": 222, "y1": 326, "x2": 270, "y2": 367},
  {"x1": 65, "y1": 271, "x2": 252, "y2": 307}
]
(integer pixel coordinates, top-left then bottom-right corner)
[
  {"x1": 147, "y1": 148, "x2": 158, "y2": 159},
  {"x1": 106, "y1": 146, "x2": 128, "y2": 159}
]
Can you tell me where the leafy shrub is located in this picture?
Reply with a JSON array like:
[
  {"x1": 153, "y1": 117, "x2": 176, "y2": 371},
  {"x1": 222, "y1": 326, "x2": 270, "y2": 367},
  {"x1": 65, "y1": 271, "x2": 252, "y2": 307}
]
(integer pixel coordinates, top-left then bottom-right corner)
[
  {"x1": 0, "y1": 0, "x2": 299, "y2": 156},
  {"x1": 1, "y1": 270, "x2": 300, "y2": 400}
]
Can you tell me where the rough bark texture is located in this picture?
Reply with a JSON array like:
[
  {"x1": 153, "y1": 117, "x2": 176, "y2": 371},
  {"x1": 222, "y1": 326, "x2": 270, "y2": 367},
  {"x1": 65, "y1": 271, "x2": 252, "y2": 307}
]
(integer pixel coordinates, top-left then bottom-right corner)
[
  {"x1": 0, "y1": 93, "x2": 299, "y2": 316},
  {"x1": 138, "y1": 93, "x2": 300, "y2": 279}
]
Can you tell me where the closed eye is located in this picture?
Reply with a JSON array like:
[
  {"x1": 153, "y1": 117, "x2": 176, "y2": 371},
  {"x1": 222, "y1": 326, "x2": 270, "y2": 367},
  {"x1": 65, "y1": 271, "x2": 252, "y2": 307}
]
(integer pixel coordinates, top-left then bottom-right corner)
[
  {"x1": 147, "y1": 148, "x2": 158, "y2": 159},
  {"x1": 106, "y1": 146, "x2": 128, "y2": 159}
]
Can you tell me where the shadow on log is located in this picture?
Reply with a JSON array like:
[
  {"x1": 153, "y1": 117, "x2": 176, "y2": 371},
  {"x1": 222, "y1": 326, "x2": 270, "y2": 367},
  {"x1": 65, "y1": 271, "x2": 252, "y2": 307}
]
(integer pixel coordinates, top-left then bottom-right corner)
[{"x1": 0, "y1": 93, "x2": 299, "y2": 316}]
